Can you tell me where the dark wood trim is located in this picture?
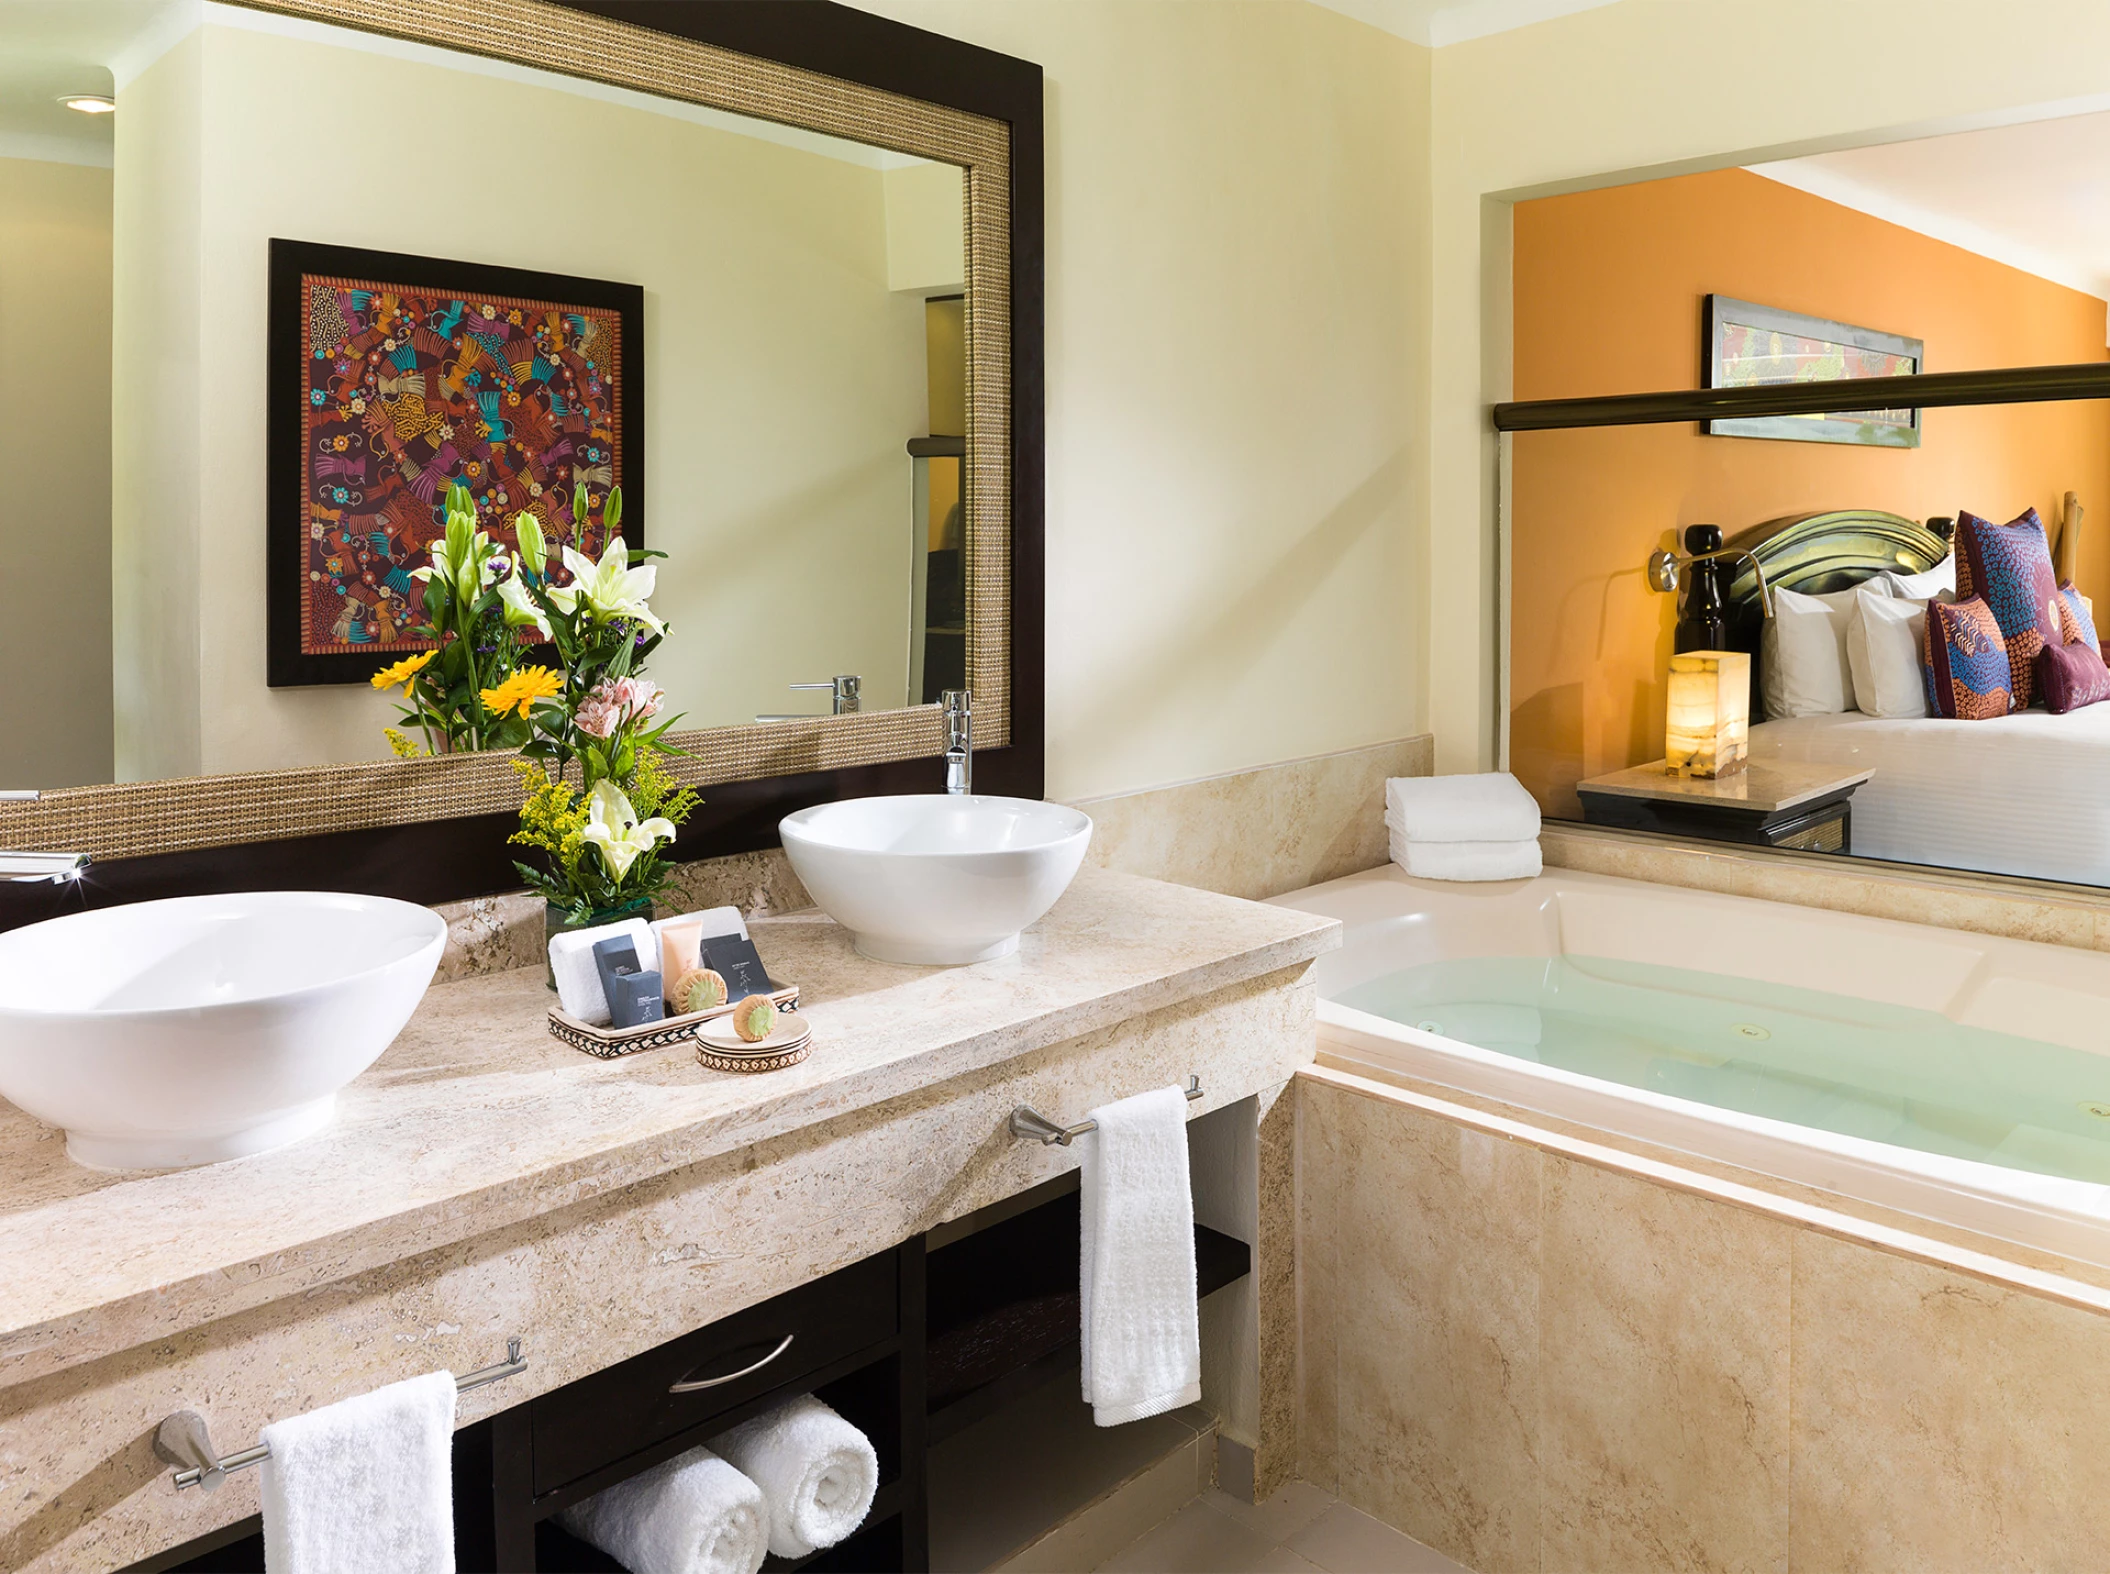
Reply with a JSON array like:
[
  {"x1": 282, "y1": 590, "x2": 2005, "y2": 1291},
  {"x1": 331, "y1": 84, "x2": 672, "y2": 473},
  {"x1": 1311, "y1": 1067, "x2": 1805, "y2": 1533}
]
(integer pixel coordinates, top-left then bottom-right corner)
[
  {"x1": 266, "y1": 239, "x2": 646, "y2": 689},
  {"x1": 906, "y1": 436, "x2": 966, "y2": 458},
  {"x1": 41, "y1": 0, "x2": 1043, "y2": 925},
  {"x1": 1493, "y1": 360, "x2": 2110, "y2": 433}
]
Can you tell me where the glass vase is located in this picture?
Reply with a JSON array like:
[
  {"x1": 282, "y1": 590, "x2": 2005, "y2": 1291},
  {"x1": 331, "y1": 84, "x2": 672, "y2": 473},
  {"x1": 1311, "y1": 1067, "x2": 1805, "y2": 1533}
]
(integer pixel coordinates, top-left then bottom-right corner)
[{"x1": 545, "y1": 896, "x2": 656, "y2": 991}]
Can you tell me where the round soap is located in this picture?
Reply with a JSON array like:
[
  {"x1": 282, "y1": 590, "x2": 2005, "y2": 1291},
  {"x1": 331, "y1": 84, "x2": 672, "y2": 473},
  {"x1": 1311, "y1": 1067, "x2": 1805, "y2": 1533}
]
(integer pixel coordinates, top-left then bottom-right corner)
[
  {"x1": 730, "y1": 994, "x2": 777, "y2": 1043},
  {"x1": 672, "y1": 968, "x2": 728, "y2": 1015}
]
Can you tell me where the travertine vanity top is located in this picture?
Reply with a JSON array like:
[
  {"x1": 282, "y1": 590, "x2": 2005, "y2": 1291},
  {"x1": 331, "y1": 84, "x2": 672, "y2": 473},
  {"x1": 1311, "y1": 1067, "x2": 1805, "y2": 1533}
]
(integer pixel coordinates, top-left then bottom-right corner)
[{"x1": 0, "y1": 868, "x2": 1335, "y2": 1383}]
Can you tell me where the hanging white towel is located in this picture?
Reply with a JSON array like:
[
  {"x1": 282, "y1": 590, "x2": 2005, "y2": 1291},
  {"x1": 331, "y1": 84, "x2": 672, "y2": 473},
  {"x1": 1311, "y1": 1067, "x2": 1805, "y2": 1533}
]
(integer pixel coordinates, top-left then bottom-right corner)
[
  {"x1": 1390, "y1": 837, "x2": 1542, "y2": 882},
  {"x1": 557, "y1": 1444, "x2": 768, "y2": 1574},
  {"x1": 710, "y1": 1395, "x2": 879, "y2": 1560},
  {"x1": 1080, "y1": 1084, "x2": 1201, "y2": 1427},
  {"x1": 1384, "y1": 772, "x2": 1541, "y2": 844},
  {"x1": 259, "y1": 1369, "x2": 456, "y2": 1574}
]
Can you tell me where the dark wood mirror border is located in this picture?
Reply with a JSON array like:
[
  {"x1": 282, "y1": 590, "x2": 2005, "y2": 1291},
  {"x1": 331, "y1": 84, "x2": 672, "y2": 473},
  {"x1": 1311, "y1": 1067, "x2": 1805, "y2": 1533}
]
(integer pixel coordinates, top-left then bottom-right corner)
[
  {"x1": 5, "y1": 1, "x2": 1043, "y2": 931},
  {"x1": 1493, "y1": 360, "x2": 2110, "y2": 431}
]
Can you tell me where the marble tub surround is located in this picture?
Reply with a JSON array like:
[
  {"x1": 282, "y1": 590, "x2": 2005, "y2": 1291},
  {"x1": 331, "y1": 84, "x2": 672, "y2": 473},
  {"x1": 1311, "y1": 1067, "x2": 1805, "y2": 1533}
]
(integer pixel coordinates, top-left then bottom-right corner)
[
  {"x1": 1299, "y1": 1066, "x2": 2110, "y2": 1573},
  {"x1": 1077, "y1": 737, "x2": 1433, "y2": 902},
  {"x1": 0, "y1": 868, "x2": 1334, "y2": 1386}
]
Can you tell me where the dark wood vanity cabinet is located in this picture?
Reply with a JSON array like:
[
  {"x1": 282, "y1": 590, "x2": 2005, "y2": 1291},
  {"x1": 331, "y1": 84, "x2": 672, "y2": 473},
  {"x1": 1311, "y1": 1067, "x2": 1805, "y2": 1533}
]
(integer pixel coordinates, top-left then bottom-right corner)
[
  {"x1": 465, "y1": 1242, "x2": 928, "y2": 1574},
  {"x1": 145, "y1": 1195, "x2": 1252, "y2": 1574}
]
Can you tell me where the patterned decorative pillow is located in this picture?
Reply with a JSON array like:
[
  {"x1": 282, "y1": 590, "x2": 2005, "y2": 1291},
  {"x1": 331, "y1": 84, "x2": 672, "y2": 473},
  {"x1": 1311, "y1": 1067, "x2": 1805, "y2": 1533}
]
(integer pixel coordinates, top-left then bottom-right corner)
[
  {"x1": 1954, "y1": 508, "x2": 2059, "y2": 708},
  {"x1": 2035, "y1": 638, "x2": 2110, "y2": 714},
  {"x1": 2058, "y1": 582, "x2": 2099, "y2": 651},
  {"x1": 1921, "y1": 595, "x2": 2012, "y2": 720}
]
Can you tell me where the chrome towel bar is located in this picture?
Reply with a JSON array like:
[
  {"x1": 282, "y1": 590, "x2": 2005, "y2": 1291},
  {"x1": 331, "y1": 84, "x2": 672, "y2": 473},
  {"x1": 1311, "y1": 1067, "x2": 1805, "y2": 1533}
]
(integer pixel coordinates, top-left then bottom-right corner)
[
  {"x1": 1008, "y1": 1076, "x2": 1202, "y2": 1146},
  {"x1": 156, "y1": 1337, "x2": 527, "y2": 1492}
]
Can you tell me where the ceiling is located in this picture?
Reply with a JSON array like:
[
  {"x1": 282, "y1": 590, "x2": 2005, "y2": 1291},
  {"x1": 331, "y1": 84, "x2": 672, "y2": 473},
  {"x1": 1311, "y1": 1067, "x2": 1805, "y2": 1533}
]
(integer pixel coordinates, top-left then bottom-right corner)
[
  {"x1": 1750, "y1": 111, "x2": 2110, "y2": 306},
  {"x1": 0, "y1": 1, "x2": 181, "y2": 165},
  {"x1": 1308, "y1": 0, "x2": 1618, "y2": 49}
]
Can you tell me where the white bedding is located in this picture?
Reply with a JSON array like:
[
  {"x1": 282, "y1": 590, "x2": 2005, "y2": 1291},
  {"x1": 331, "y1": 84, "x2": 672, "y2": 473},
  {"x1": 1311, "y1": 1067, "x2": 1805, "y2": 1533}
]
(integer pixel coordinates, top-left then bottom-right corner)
[{"x1": 1749, "y1": 708, "x2": 2110, "y2": 885}]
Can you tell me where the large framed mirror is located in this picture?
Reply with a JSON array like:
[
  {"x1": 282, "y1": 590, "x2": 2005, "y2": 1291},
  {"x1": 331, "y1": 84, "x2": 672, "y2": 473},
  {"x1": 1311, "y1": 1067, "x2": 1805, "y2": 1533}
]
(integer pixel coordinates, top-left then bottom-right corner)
[
  {"x1": 0, "y1": 0, "x2": 1042, "y2": 918},
  {"x1": 1495, "y1": 118, "x2": 2110, "y2": 893}
]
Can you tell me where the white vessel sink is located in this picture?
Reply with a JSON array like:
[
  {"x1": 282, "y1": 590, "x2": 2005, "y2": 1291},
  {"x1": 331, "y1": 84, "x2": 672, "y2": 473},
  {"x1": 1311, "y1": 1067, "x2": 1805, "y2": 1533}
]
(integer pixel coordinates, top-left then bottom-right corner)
[
  {"x1": 0, "y1": 892, "x2": 446, "y2": 1170},
  {"x1": 780, "y1": 795, "x2": 1093, "y2": 965}
]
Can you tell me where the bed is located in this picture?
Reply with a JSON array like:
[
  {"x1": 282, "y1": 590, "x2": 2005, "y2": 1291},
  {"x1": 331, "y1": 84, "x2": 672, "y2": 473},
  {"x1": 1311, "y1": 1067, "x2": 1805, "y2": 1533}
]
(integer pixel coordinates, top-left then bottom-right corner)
[
  {"x1": 1749, "y1": 708, "x2": 2110, "y2": 884},
  {"x1": 1690, "y1": 503, "x2": 2103, "y2": 884}
]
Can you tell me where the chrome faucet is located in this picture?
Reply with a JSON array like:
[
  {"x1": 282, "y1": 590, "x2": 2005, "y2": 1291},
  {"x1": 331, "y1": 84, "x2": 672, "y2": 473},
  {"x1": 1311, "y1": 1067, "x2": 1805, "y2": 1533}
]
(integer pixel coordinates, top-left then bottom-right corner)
[
  {"x1": 942, "y1": 689, "x2": 972, "y2": 795},
  {"x1": 757, "y1": 675, "x2": 862, "y2": 723},
  {"x1": 0, "y1": 791, "x2": 90, "y2": 883}
]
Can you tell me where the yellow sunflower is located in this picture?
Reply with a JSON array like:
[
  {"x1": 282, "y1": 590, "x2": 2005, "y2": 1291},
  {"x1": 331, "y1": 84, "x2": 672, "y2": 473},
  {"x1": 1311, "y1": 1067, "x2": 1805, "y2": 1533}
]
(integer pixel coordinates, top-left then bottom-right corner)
[
  {"x1": 369, "y1": 649, "x2": 436, "y2": 692},
  {"x1": 480, "y1": 664, "x2": 563, "y2": 719}
]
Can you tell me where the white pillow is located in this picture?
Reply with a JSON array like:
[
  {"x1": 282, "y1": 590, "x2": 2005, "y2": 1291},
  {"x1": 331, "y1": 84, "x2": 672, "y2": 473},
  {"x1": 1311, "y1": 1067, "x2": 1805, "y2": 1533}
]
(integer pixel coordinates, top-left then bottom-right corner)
[
  {"x1": 1846, "y1": 585, "x2": 1930, "y2": 718},
  {"x1": 1762, "y1": 582, "x2": 1887, "y2": 717},
  {"x1": 1881, "y1": 556, "x2": 1957, "y2": 601}
]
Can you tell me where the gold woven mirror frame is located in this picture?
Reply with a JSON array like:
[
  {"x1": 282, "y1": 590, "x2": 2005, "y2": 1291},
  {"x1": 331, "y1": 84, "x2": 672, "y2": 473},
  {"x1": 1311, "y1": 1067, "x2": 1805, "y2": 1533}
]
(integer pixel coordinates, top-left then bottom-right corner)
[{"x1": 0, "y1": 0, "x2": 1012, "y2": 864}]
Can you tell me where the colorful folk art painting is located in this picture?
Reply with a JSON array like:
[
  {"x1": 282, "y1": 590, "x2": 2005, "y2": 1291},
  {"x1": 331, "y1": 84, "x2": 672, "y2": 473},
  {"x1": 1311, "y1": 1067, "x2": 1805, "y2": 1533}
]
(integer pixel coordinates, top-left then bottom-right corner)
[{"x1": 298, "y1": 270, "x2": 627, "y2": 663}]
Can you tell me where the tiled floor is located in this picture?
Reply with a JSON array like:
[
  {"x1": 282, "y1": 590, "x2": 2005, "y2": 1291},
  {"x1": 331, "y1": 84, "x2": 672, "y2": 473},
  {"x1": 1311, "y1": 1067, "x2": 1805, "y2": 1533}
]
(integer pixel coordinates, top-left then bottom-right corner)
[{"x1": 1093, "y1": 1479, "x2": 1472, "y2": 1573}]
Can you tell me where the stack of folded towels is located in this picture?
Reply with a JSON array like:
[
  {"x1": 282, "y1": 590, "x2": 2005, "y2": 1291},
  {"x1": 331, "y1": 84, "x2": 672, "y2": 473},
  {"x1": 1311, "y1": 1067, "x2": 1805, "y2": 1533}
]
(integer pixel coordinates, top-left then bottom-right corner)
[
  {"x1": 1384, "y1": 771, "x2": 1542, "y2": 881},
  {"x1": 559, "y1": 1393, "x2": 878, "y2": 1574}
]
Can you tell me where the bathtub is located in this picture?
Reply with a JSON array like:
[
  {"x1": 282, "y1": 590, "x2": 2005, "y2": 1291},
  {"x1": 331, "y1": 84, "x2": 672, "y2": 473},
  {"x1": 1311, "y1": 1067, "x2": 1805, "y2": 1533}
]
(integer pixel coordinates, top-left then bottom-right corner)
[{"x1": 1271, "y1": 864, "x2": 2110, "y2": 1271}]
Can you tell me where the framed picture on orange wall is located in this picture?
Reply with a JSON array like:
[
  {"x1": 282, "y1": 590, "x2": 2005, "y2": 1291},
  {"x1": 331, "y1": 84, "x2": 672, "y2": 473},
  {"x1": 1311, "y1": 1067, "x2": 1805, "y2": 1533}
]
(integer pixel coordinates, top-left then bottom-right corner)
[{"x1": 1705, "y1": 294, "x2": 1922, "y2": 448}]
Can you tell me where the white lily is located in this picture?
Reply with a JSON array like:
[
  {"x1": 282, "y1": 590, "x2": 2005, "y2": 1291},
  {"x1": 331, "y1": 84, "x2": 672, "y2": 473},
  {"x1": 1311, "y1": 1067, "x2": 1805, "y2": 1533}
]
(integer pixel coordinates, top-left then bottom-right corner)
[
  {"x1": 495, "y1": 572, "x2": 552, "y2": 639},
  {"x1": 579, "y1": 780, "x2": 676, "y2": 882},
  {"x1": 412, "y1": 526, "x2": 497, "y2": 602},
  {"x1": 545, "y1": 535, "x2": 664, "y2": 633}
]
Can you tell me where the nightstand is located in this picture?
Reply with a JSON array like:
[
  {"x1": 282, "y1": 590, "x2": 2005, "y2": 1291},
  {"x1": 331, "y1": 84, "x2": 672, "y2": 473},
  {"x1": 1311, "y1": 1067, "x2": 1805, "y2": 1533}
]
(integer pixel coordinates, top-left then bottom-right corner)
[{"x1": 1575, "y1": 760, "x2": 1873, "y2": 854}]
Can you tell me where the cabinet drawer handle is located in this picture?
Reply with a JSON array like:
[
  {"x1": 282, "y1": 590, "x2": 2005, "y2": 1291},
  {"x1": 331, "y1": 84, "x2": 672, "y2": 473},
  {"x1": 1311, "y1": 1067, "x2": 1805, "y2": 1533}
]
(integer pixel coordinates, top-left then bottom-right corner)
[{"x1": 669, "y1": 1333, "x2": 796, "y2": 1393}]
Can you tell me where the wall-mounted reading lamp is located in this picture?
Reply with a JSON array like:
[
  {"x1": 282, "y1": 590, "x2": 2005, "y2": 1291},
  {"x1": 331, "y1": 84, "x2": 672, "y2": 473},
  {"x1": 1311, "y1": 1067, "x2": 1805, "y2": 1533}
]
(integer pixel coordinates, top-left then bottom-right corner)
[{"x1": 1644, "y1": 543, "x2": 1775, "y2": 618}]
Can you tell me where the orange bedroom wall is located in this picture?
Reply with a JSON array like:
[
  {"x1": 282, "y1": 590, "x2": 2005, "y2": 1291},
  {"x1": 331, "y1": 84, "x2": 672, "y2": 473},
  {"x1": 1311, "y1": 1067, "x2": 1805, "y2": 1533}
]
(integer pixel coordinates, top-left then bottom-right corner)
[{"x1": 1510, "y1": 165, "x2": 2110, "y2": 819}]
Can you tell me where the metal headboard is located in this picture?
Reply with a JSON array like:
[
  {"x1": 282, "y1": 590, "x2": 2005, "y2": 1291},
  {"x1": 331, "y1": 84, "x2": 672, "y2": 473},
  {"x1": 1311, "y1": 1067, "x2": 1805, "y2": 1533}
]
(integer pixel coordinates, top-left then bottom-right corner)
[{"x1": 1711, "y1": 509, "x2": 1954, "y2": 720}]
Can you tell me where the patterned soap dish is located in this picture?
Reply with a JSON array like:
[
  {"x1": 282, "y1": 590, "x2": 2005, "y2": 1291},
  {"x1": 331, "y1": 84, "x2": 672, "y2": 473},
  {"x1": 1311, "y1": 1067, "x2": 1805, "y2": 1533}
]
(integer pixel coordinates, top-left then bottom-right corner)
[
  {"x1": 694, "y1": 1012, "x2": 812, "y2": 1074},
  {"x1": 548, "y1": 984, "x2": 801, "y2": 1060}
]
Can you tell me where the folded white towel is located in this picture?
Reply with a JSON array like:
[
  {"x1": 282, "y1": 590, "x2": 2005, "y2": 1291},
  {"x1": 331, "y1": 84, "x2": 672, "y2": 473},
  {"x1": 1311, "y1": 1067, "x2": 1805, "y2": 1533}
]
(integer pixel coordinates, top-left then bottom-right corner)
[
  {"x1": 1080, "y1": 1085, "x2": 1201, "y2": 1428},
  {"x1": 259, "y1": 1369, "x2": 456, "y2": 1574},
  {"x1": 1391, "y1": 837, "x2": 1541, "y2": 882},
  {"x1": 557, "y1": 1445, "x2": 768, "y2": 1574},
  {"x1": 710, "y1": 1396, "x2": 879, "y2": 1559},
  {"x1": 548, "y1": 916, "x2": 657, "y2": 1025},
  {"x1": 1384, "y1": 772, "x2": 1541, "y2": 844}
]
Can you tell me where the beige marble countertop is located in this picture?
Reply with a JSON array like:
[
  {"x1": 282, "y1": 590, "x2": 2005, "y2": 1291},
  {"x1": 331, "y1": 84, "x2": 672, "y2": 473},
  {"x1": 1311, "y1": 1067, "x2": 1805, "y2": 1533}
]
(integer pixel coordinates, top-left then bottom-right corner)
[{"x1": 0, "y1": 869, "x2": 1336, "y2": 1384}]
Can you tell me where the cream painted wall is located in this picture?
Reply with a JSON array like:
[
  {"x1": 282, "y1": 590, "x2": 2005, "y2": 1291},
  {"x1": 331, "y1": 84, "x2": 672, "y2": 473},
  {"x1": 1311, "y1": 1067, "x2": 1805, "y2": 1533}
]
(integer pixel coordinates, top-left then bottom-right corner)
[
  {"x1": 114, "y1": 20, "x2": 945, "y2": 777},
  {"x1": 850, "y1": 0, "x2": 1430, "y2": 802},
  {"x1": 885, "y1": 161, "x2": 965, "y2": 293},
  {"x1": 1430, "y1": 0, "x2": 2110, "y2": 773},
  {"x1": 0, "y1": 156, "x2": 113, "y2": 789}
]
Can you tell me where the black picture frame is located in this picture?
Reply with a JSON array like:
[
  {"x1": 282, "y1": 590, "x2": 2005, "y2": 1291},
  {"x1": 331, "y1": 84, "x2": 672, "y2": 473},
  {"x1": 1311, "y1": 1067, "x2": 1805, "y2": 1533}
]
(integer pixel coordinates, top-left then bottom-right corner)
[
  {"x1": 266, "y1": 239, "x2": 645, "y2": 688},
  {"x1": 23, "y1": 0, "x2": 1044, "y2": 930},
  {"x1": 1703, "y1": 293, "x2": 1923, "y2": 448}
]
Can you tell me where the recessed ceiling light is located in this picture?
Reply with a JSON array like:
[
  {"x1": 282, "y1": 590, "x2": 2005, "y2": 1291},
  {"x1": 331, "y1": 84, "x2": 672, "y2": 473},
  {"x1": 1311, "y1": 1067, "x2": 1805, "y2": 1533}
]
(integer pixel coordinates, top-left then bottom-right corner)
[{"x1": 58, "y1": 94, "x2": 115, "y2": 115}]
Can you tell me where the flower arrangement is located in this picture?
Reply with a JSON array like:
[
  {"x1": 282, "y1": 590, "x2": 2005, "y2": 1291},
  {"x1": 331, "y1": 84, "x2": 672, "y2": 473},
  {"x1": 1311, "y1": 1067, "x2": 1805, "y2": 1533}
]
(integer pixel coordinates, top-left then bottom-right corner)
[
  {"x1": 370, "y1": 480, "x2": 555, "y2": 755},
  {"x1": 375, "y1": 481, "x2": 699, "y2": 925}
]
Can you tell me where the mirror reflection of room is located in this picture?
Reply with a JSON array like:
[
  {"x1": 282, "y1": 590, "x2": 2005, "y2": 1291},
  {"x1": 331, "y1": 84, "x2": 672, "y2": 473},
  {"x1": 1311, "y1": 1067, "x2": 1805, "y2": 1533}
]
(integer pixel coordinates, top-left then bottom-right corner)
[
  {"x1": 1509, "y1": 115, "x2": 2110, "y2": 888},
  {"x1": 0, "y1": 0, "x2": 970, "y2": 791}
]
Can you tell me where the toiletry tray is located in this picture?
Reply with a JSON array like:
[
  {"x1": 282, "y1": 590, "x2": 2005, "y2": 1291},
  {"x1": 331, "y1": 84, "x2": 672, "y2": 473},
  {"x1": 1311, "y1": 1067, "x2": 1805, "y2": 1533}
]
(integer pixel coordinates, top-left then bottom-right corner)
[{"x1": 548, "y1": 982, "x2": 802, "y2": 1060}]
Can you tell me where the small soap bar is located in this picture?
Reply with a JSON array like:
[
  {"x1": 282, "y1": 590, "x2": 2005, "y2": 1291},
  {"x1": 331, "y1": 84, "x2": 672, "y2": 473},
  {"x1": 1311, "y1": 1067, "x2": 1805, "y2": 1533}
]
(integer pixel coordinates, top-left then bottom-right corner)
[
  {"x1": 549, "y1": 917, "x2": 657, "y2": 1026},
  {"x1": 593, "y1": 938, "x2": 666, "y2": 1030},
  {"x1": 672, "y1": 967, "x2": 729, "y2": 1016},
  {"x1": 730, "y1": 994, "x2": 777, "y2": 1043}
]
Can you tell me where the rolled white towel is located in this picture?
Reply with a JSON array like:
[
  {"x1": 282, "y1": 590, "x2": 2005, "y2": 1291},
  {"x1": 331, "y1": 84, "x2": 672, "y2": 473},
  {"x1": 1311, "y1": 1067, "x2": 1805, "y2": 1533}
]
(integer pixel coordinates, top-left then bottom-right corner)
[
  {"x1": 1385, "y1": 772, "x2": 1541, "y2": 844},
  {"x1": 558, "y1": 1445, "x2": 767, "y2": 1574},
  {"x1": 710, "y1": 1396, "x2": 878, "y2": 1560},
  {"x1": 1393, "y1": 838, "x2": 1541, "y2": 882}
]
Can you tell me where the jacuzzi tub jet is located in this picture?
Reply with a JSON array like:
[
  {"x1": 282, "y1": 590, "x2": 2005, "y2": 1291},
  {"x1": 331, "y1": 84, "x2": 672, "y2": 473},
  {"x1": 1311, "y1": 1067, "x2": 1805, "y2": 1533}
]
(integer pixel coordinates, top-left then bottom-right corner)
[{"x1": 1733, "y1": 1023, "x2": 1771, "y2": 1040}]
